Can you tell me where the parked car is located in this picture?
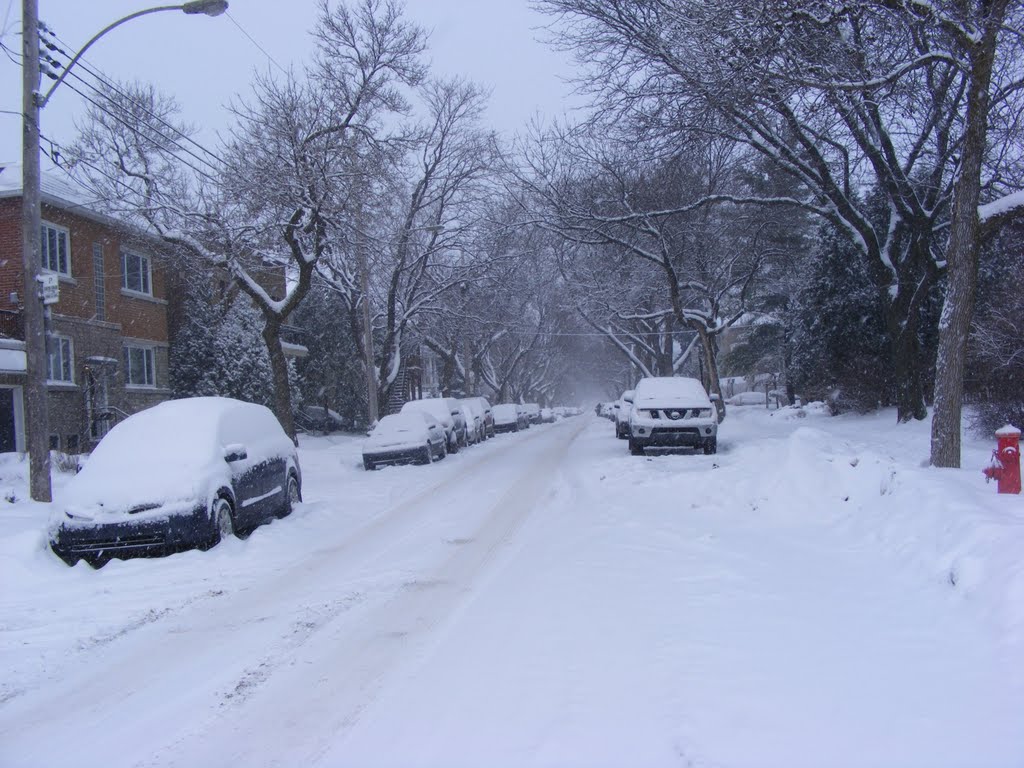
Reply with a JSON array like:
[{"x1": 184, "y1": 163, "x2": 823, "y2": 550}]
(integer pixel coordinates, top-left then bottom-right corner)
[
  {"x1": 523, "y1": 403, "x2": 542, "y2": 424},
  {"x1": 465, "y1": 396, "x2": 494, "y2": 438},
  {"x1": 492, "y1": 403, "x2": 523, "y2": 433},
  {"x1": 615, "y1": 389, "x2": 635, "y2": 439},
  {"x1": 295, "y1": 404, "x2": 346, "y2": 433},
  {"x1": 628, "y1": 377, "x2": 718, "y2": 456},
  {"x1": 445, "y1": 397, "x2": 469, "y2": 446},
  {"x1": 460, "y1": 402, "x2": 483, "y2": 444},
  {"x1": 49, "y1": 397, "x2": 301, "y2": 568},
  {"x1": 363, "y1": 412, "x2": 447, "y2": 470},
  {"x1": 400, "y1": 397, "x2": 462, "y2": 452}
]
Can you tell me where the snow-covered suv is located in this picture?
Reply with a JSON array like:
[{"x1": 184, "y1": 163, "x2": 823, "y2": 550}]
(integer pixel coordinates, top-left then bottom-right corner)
[{"x1": 628, "y1": 377, "x2": 718, "y2": 455}]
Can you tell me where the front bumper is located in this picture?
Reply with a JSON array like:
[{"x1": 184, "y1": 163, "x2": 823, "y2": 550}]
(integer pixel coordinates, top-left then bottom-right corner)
[
  {"x1": 51, "y1": 505, "x2": 209, "y2": 566},
  {"x1": 363, "y1": 445, "x2": 429, "y2": 467},
  {"x1": 630, "y1": 415, "x2": 717, "y2": 447}
]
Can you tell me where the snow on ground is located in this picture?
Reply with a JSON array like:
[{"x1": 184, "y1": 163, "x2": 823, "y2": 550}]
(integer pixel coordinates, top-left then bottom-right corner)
[{"x1": 0, "y1": 407, "x2": 1022, "y2": 767}]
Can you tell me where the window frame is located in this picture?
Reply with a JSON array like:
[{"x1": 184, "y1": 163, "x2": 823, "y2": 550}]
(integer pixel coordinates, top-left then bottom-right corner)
[
  {"x1": 123, "y1": 344, "x2": 156, "y2": 388},
  {"x1": 120, "y1": 250, "x2": 152, "y2": 296},
  {"x1": 92, "y1": 242, "x2": 106, "y2": 320},
  {"x1": 41, "y1": 220, "x2": 71, "y2": 277},
  {"x1": 46, "y1": 334, "x2": 74, "y2": 384}
]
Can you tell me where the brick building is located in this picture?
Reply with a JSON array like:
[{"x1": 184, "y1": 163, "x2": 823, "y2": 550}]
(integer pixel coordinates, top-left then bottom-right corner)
[{"x1": 0, "y1": 163, "x2": 171, "y2": 453}]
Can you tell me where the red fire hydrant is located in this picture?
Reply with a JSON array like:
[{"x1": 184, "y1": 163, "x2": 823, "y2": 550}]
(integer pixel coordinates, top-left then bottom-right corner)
[{"x1": 983, "y1": 424, "x2": 1021, "y2": 494}]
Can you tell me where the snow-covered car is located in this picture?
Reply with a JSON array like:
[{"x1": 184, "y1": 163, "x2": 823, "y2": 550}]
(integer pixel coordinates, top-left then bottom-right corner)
[
  {"x1": 540, "y1": 407, "x2": 555, "y2": 423},
  {"x1": 465, "y1": 396, "x2": 494, "y2": 437},
  {"x1": 522, "y1": 403, "x2": 542, "y2": 424},
  {"x1": 445, "y1": 397, "x2": 469, "y2": 446},
  {"x1": 400, "y1": 397, "x2": 463, "y2": 452},
  {"x1": 460, "y1": 402, "x2": 483, "y2": 444},
  {"x1": 492, "y1": 403, "x2": 523, "y2": 433},
  {"x1": 628, "y1": 377, "x2": 718, "y2": 456},
  {"x1": 614, "y1": 389, "x2": 635, "y2": 439},
  {"x1": 295, "y1": 404, "x2": 345, "y2": 433},
  {"x1": 49, "y1": 397, "x2": 301, "y2": 568},
  {"x1": 362, "y1": 412, "x2": 447, "y2": 470}
]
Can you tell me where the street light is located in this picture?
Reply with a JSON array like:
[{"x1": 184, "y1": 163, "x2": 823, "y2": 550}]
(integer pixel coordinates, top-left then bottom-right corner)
[{"x1": 21, "y1": 0, "x2": 228, "y2": 501}]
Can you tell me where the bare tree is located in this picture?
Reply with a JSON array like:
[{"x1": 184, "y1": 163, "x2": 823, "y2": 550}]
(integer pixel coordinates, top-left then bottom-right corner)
[
  {"x1": 71, "y1": 0, "x2": 427, "y2": 437},
  {"x1": 319, "y1": 77, "x2": 498, "y2": 410},
  {"x1": 517, "y1": 127, "x2": 769, "y2": 419},
  {"x1": 538, "y1": 0, "x2": 1023, "y2": 430}
]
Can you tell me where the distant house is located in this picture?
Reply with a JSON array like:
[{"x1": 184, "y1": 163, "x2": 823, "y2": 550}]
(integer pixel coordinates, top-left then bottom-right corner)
[{"x1": 0, "y1": 163, "x2": 171, "y2": 453}]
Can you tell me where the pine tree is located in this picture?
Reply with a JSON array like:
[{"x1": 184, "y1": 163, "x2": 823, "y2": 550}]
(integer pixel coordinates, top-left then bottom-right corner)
[{"x1": 790, "y1": 225, "x2": 892, "y2": 413}]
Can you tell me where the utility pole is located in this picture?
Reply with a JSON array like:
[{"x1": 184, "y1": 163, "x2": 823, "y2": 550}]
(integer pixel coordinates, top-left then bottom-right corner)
[
  {"x1": 22, "y1": 0, "x2": 51, "y2": 502},
  {"x1": 19, "y1": 0, "x2": 227, "y2": 501}
]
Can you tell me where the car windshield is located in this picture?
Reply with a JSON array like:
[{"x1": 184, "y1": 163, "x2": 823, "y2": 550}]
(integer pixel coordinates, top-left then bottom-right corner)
[
  {"x1": 70, "y1": 399, "x2": 228, "y2": 507},
  {"x1": 373, "y1": 414, "x2": 427, "y2": 436}
]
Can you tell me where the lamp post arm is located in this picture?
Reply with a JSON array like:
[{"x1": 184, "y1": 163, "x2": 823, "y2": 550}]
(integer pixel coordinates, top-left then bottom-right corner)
[{"x1": 38, "y1": 4, "x2": 185, "y2": 108}]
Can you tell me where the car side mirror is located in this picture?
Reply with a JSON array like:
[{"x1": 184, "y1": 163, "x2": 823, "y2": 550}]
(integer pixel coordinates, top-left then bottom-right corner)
[
  {"x1": 624, "y1": 396, "x2": 634, "y2": 404},
  {"x1": 224, "y1": 444, "x2": 248, "y2": 462},
  {"x1": 709, "y1": 394, "x2": 721, "y2": 402}
]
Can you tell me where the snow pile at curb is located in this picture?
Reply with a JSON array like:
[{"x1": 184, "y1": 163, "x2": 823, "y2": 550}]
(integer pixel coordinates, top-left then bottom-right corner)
[{"x1": 743, "y1": 423, "x2": 1024, "y2": 663}]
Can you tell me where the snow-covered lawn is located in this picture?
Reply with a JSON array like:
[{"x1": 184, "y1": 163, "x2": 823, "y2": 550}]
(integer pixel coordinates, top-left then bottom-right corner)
[{"x1": 0, "y1": 407, "x2": 1022, "y2": 767}]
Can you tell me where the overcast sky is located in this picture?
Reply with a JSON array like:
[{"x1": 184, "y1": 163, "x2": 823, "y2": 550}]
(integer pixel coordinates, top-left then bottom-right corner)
[{"x1": 0, "y1": 0, "x2": 580, "y2": 168}]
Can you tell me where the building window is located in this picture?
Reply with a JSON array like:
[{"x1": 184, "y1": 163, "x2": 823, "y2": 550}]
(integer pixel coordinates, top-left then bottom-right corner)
[
  {"x1": 46, "y1": 335, "x2": 73, "y2": 383},
  {"x1": 121, "y1": 251, "x2": 151, "y2": 295},
  {"x1": 41, "y1": 221, "x2": 70, "y2": 276},
  {"x1": 49, "y1": 434, "x2": 60, "y2": 451},
  {"x1": 93, "y1": 243, "x2": 105, "y2": 320},
  {"x1": 123, "y1": 345, "x2": 155, "y2": 387}
]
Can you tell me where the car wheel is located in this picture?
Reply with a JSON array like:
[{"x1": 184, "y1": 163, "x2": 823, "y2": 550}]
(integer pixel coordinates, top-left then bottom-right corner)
[
  {"x1": 629, "y1": 439, "x2": 644, "y2": 456},
  {"x1": 282, "y1": 472, "x2": 301, "y2": 516},
  {"x1": 211, "y1": 495, "x2": 235, "y2": 544},
  {"x1": 704, "y1": 438, "x2": 718, "y2": 455}
]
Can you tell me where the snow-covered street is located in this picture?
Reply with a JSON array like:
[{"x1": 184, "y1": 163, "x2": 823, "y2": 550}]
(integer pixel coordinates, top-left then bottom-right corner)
[{"x1": 2, "y1": 408, "x2": 1023, "y2": 768}]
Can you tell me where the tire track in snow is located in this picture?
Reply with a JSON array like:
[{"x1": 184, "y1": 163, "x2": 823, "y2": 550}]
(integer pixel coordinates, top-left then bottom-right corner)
[
  {"x1": 0, "y1": 419, "x2": 584, "y2": 768},
  {"x1": 149, "y1": 418, "x2": 589, "y2": 768}
]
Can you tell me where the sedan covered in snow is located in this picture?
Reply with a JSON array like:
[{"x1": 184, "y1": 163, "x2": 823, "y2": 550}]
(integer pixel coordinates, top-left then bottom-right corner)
[
  {"x1": 363, "y1": 413, "x2": 448, "y2": 470},
  {"x1": 50, "y1": 397, "x2": 301, "y2": 567},
  {"x1": 492, "y1": 403, "x2": 524, "y2": 433},
  {"x1": 400, "y1": 397, "x2": 465, "y2": 451}
]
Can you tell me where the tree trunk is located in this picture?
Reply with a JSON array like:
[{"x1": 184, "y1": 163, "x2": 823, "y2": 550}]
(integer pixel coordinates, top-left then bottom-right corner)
[
  {"x1": 262, "y1": 318, "x2": 296, "y2": 442},
  {"x1": 693, "y1": 325, "x2": 726, "y2": 422},
  {"x1": 888, "y1": 304, "x2": 927, "y2": 423},
  {"x1": 931, "y1": 6, "x2": 1004, "y2": 467}
]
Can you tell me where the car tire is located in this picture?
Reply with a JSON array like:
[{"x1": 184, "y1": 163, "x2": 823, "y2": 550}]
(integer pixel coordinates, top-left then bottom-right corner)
[
  {"x1": 629, "y1": 439, "x2": 644, "y2": 456},
  {"x1": 211, "y1": 495, "x2": 236, "y2": 545},
  {"x1": 704, "y1": 438, "x2": 718, "y2": 455},
  {"x1": 282, "y1": 472, "x2": 301, "y2": 516}
]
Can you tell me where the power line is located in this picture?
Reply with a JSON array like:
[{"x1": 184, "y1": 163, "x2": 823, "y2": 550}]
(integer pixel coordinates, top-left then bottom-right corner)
[
  {"x1": 39, "y1": 25, "x2": 227, "y2": 167},
  {"x1": 58, "y1": 78, "x2": 220, "y2": 185},
  {"x1": 225, "y1": 11, "x2": 287, "y2": 75}
]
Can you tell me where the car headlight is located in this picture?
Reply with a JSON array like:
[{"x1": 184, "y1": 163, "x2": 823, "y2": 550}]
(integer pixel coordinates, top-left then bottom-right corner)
[
  {"x1": 645, "y1": 409, "x2": 660, "y2": 419},
  {"x1": 698, "y1": 408, "x2": 712, "y2": 418}
]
